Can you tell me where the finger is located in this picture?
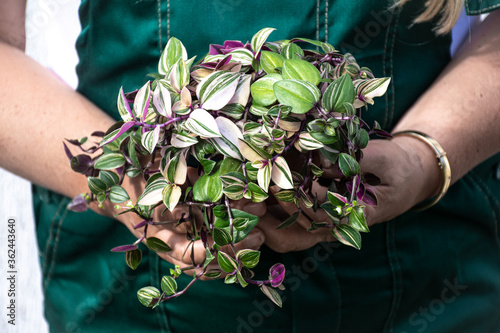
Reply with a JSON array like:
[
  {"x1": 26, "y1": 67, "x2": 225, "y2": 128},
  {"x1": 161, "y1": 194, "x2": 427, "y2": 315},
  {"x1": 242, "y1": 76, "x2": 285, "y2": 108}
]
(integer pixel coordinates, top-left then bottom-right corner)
[
  {"x1": 269, "y1": 186, "x2": 330, "y2": 232},
  {"x1": 230, "y1": 199, "x2": 267, "y2": 217},
  {"x1": 258, "y1": 213, "x2": 334, "y2": 253}
]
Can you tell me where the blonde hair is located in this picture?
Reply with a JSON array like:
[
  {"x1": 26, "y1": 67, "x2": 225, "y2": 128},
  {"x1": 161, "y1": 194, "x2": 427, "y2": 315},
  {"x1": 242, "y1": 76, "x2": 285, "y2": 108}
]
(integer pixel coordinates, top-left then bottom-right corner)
[{"x1": 395, "y1": 0, "x2": 464, "y2": 35}]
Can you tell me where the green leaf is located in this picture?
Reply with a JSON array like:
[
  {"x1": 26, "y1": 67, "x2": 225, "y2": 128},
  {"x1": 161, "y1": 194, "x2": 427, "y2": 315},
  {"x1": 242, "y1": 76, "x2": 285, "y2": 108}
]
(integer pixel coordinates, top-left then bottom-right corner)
[
  {"x1": 230, "y1": 209, "x2": 259, "y2": 243},
  {"x1": 260, "y1": 285, "x2": 283, "y2": 308},
  {"x1": 260, "y1": 51, "x2": 284, "y2": 74},
  {"x1": 281, "y1": 42, "x2": 304, "y2": 60},
  {"x1": 237, "y1": 249, "x2": 260, "y2": 269},
  {"x1": 87, "y1": 177, "x2": 108, "y2": 195},
  {"x1": 224, "y1": 273, "x2": 238, "y2": 284},
  {"x1": 354, "y1": 129, "x2": 369, "y2": 149},
  {"x1": 192, "y1": 168, "x2": 223, "y2": 202},
  {"x1": 349, "y1": 207, "x2": 370, "y2": 233},
  {"x1": 137, "y1": 286, "x2": 160, "y2": 307},
  {"x1": 276, "y1": 211, "x2": 299, "y2": 229},
  {"x1": 338, "y1": 153, "x2": 360, "y2": 177},
  {"x1": 274, "y1": 189, "x2": 296, "y2": 202},
  {"x1": 220, "y1": 157, "x2": 243, "y2": 175},
  {"x1": 200, "y1": 159, "x2": 217, "y2": 174},
  {"x1": 327, "y1": 191, "x2": 348, "y2": 207},
  {"x1": 233, "y1": 218, "x2": 249, "y2": 231},
  {"x1": 321, "y1": 74, "x2": 355, "y2": 113},
  {"x1": 94, "y1": 153, "x2": 126, "y2": 170},
  {"x1": 146, "y1": 237, "x2": 172, "y2": 253},
  {"x1": 251, "y1": 27, "x2": 276, "y2": 56},
  {"x1": 250, "y1": 73, "x2": 282, "y2": 106},
  {"x1": 213, "y1": 228, "x2": 233, "y2": 246},
  {"x1": 125, "y1": 249, "x2": 142, "y2": 270},
  {"x1": 247, "y1": 182, "x2": 269, "y2": 202},
  {"x1": 99, "y1": 170, "x2": 119, "y2": 187},
  {"x1": 273, "y1": 79, "x2": 320, "y2": 114},
  {"x1": 237, "y1": 271, "x2": 249, "y2": 287},
  {"x1": 282, "y1": 59, "x2": 321, "y2": 86},
  {"x1": 109, "y1": 185, "x2": 130, "y2": 203},
  {"x1": 218, "y1": 251, "x2": 238, "y2": 273},
  {"x1": 331, "y1": 224, "x2": 362, "y2": 250},
  {"x1": 204, "y1": 247, "x2": 215, "y2": 268},
  {"x1": 161, "y1": 276, "x2": 178, "y2": 296},
  {"x1": 159, "y1": 37, "x2": 188, "y2": 75}
]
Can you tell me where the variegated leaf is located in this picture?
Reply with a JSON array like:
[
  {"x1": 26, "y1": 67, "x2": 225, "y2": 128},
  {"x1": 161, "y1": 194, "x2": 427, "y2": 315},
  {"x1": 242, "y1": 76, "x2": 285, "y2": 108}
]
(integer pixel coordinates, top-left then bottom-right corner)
[
  {"x1": 238, "y1": 139, "x2": 270, "y2": 162},
  {"x1": 152, "y1": 82, "x2": 172, "y2": 118},
  {"x1": 298, "y1": 132, "x2": 324, "y2": 150},
  {"x1": 162, "y1": 183, "x2": 182, "y2": 211},
  {"x1": 331, "y1": 224, "x2": 362, "y2": 250},
  {"x1": 171, "y1": 132, "x2": 198, "y2": 148},
  {"x1": 227, "y1": 74, "x2": 251, "y2": 106},
  {"x1": 184, "y1": 108, "x2": 221, "y2": 138},
  {"x1": 164, "y1": 153, "x2": 187, "y2": 185},
  {"x1": 117, "y1": 87, "x2": 134, "y2": 122},
  {"x1": 133, "y1": 82, "x2": 152, "y2": 120},
  {"x1": 273, "y1": 79, "x2": 321, "y2": 114},
  {"x1": 141, "y1": 126, "x2": 160, "y2": 154},
  {"x1": 257, "y1": 162, "x2": 272, "y2": 193},
  {"x1": 271, "y1": 156, "x2": 294, "y2": 189},
  {"x1": 137, "y1": 178, "x2": 168, "y2": 206},
  {"x1": 228, "y1": 48, "x2": 254, "y2": 66},
  {"x1": 196, "y1": 71, "x2": 241, "y2": 111},
  {"x1": 251, "y1": 27, "x2": 276, "y2": 56},
  {"x1": 209, "y1": 117, "x2": 244, "y2": 160},
  {"x1": 169, "y1": 60, "x2": 190, "y2": 92},
  {"x1": 159, "y1": 37, "x2": 188, "y2": 75}
]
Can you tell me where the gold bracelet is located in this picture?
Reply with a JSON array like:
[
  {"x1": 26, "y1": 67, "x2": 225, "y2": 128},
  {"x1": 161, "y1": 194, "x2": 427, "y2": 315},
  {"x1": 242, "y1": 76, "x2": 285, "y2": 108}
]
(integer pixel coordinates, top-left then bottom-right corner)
[{"x1": 391, "y1": 130, "x2": 451, "y2": 211}]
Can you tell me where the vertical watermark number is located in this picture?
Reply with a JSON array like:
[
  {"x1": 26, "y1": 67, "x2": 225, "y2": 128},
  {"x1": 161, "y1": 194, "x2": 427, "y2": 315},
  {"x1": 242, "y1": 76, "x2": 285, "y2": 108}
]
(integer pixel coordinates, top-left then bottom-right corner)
[{"x1": 6, "y1": 217, "x2": 16, "y2": 326}]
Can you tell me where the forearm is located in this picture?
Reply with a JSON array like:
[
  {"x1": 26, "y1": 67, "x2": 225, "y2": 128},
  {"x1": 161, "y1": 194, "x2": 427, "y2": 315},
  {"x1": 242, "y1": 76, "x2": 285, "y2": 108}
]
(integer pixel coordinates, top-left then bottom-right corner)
[
  {"x1": 0, "y1": 41, "x2": 115, "y2": 198},
  {"x1": 392, "y1": 11, "x2": 500, "y2": 184}
]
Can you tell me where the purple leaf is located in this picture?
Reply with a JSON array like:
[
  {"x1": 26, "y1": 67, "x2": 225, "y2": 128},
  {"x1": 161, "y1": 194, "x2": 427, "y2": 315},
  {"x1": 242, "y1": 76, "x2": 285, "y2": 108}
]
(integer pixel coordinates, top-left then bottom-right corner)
[
  {"x1": 125, "y1": 89, "x2": 138, "y2": 103},
  {"x1": 70, "y1": 154, "x2": 93, "y2": 174},
  {"x1": 111, "y1": 244, "x2": 138, "y2": 252},
  {"x1": 372, "y1": 128, "x2": 393, "y2": 138},
  {"x1": 67, "y1": 194, "x2": 89, "y2": 212},
  {"x1": 101, "y1": 121, "x2": 135, "y2": 146},
  {"x1": 63, "y1": 142, "x2": 73, "y2": 160},
  {"x1": 142, "y1": 90, "x2": 152, "y2": 121},
  {"x1": 134, "y1": 220, "x2": 148, "y2": 229},
  {"x1": 361, "y1": 187, "x2": 378, "y2": 206},
  {"x1": 91, "y1": 131, "x2": 105, "y2": 137},
  {"x1": 269, "y1": 263, "x2": 285, "y2": 288}
]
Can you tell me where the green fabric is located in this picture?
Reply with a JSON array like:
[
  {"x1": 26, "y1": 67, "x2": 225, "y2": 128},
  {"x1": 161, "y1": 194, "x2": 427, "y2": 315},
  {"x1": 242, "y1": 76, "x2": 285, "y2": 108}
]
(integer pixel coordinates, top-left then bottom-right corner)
[
  {"x1": 465, "y1": 0, "x2": 500, "y2": 14},
  {"x1": 34, "y1": 0, "x2": 500, "y2": 332}
]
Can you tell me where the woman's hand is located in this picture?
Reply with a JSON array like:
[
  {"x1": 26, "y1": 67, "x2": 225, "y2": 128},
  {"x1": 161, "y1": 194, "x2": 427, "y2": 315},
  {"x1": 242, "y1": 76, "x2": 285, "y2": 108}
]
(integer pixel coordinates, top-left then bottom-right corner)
[
  {"x1": 97, "y1": 169, "x2": 265, "y2": 279},
  {"x1": 249, "y1": 135, "x2": 441, "y2": 253}
]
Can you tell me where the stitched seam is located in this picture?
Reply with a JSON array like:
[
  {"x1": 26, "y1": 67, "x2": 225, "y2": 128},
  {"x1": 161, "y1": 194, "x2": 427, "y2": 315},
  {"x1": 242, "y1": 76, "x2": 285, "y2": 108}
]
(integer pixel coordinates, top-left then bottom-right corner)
[
  {"x1": 466, "y1": 1, "x2": 500, "y2": 14},
  {"x1": 467, "y1": 172, "x2": 500, "y2": 247},
  {"x1": 324, "y1": 0, "x2": 329, "y2": 43},
  {"x1": 382, "y1": 8, "x2": 396, "y2": 128},
  {"x1": 157, "y1": 0, "x2": 162, "y2": 53},
  {"x1": 387, "y1": 11, "x2": 399, "y2": 128},
  {"x1": 383, "y1": 221, "x2": 403, "y2": 333},
  {"x1": 316, "y1": 0, "x2": 320, "y2": 45},
  {"x1": 41, "y1": 199, "x2": 67, "y2": 280},
  {"x1": 43, "y1": 204, "x2": 69, "y2": 291},
  {"x1": 167, "y1": 0, "x2": 171, "y2": 40},
  {"x1": 325, "y1": 254, "x2": 342, "y2": 333}
]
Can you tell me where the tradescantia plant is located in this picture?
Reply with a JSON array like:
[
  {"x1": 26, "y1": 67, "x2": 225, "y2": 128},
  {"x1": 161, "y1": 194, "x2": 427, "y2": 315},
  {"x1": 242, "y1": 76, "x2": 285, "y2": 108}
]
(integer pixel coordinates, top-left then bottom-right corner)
[{"x1": 66, "y1": 28, "x2": 391, "y2": 308}]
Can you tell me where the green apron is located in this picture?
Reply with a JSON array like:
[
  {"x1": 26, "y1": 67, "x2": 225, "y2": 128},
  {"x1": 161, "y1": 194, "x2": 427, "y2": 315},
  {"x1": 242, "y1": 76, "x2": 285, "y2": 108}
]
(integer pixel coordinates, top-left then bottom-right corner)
[{"x1": 34, "y1": 1, "x2": 500, "y2": 332}]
